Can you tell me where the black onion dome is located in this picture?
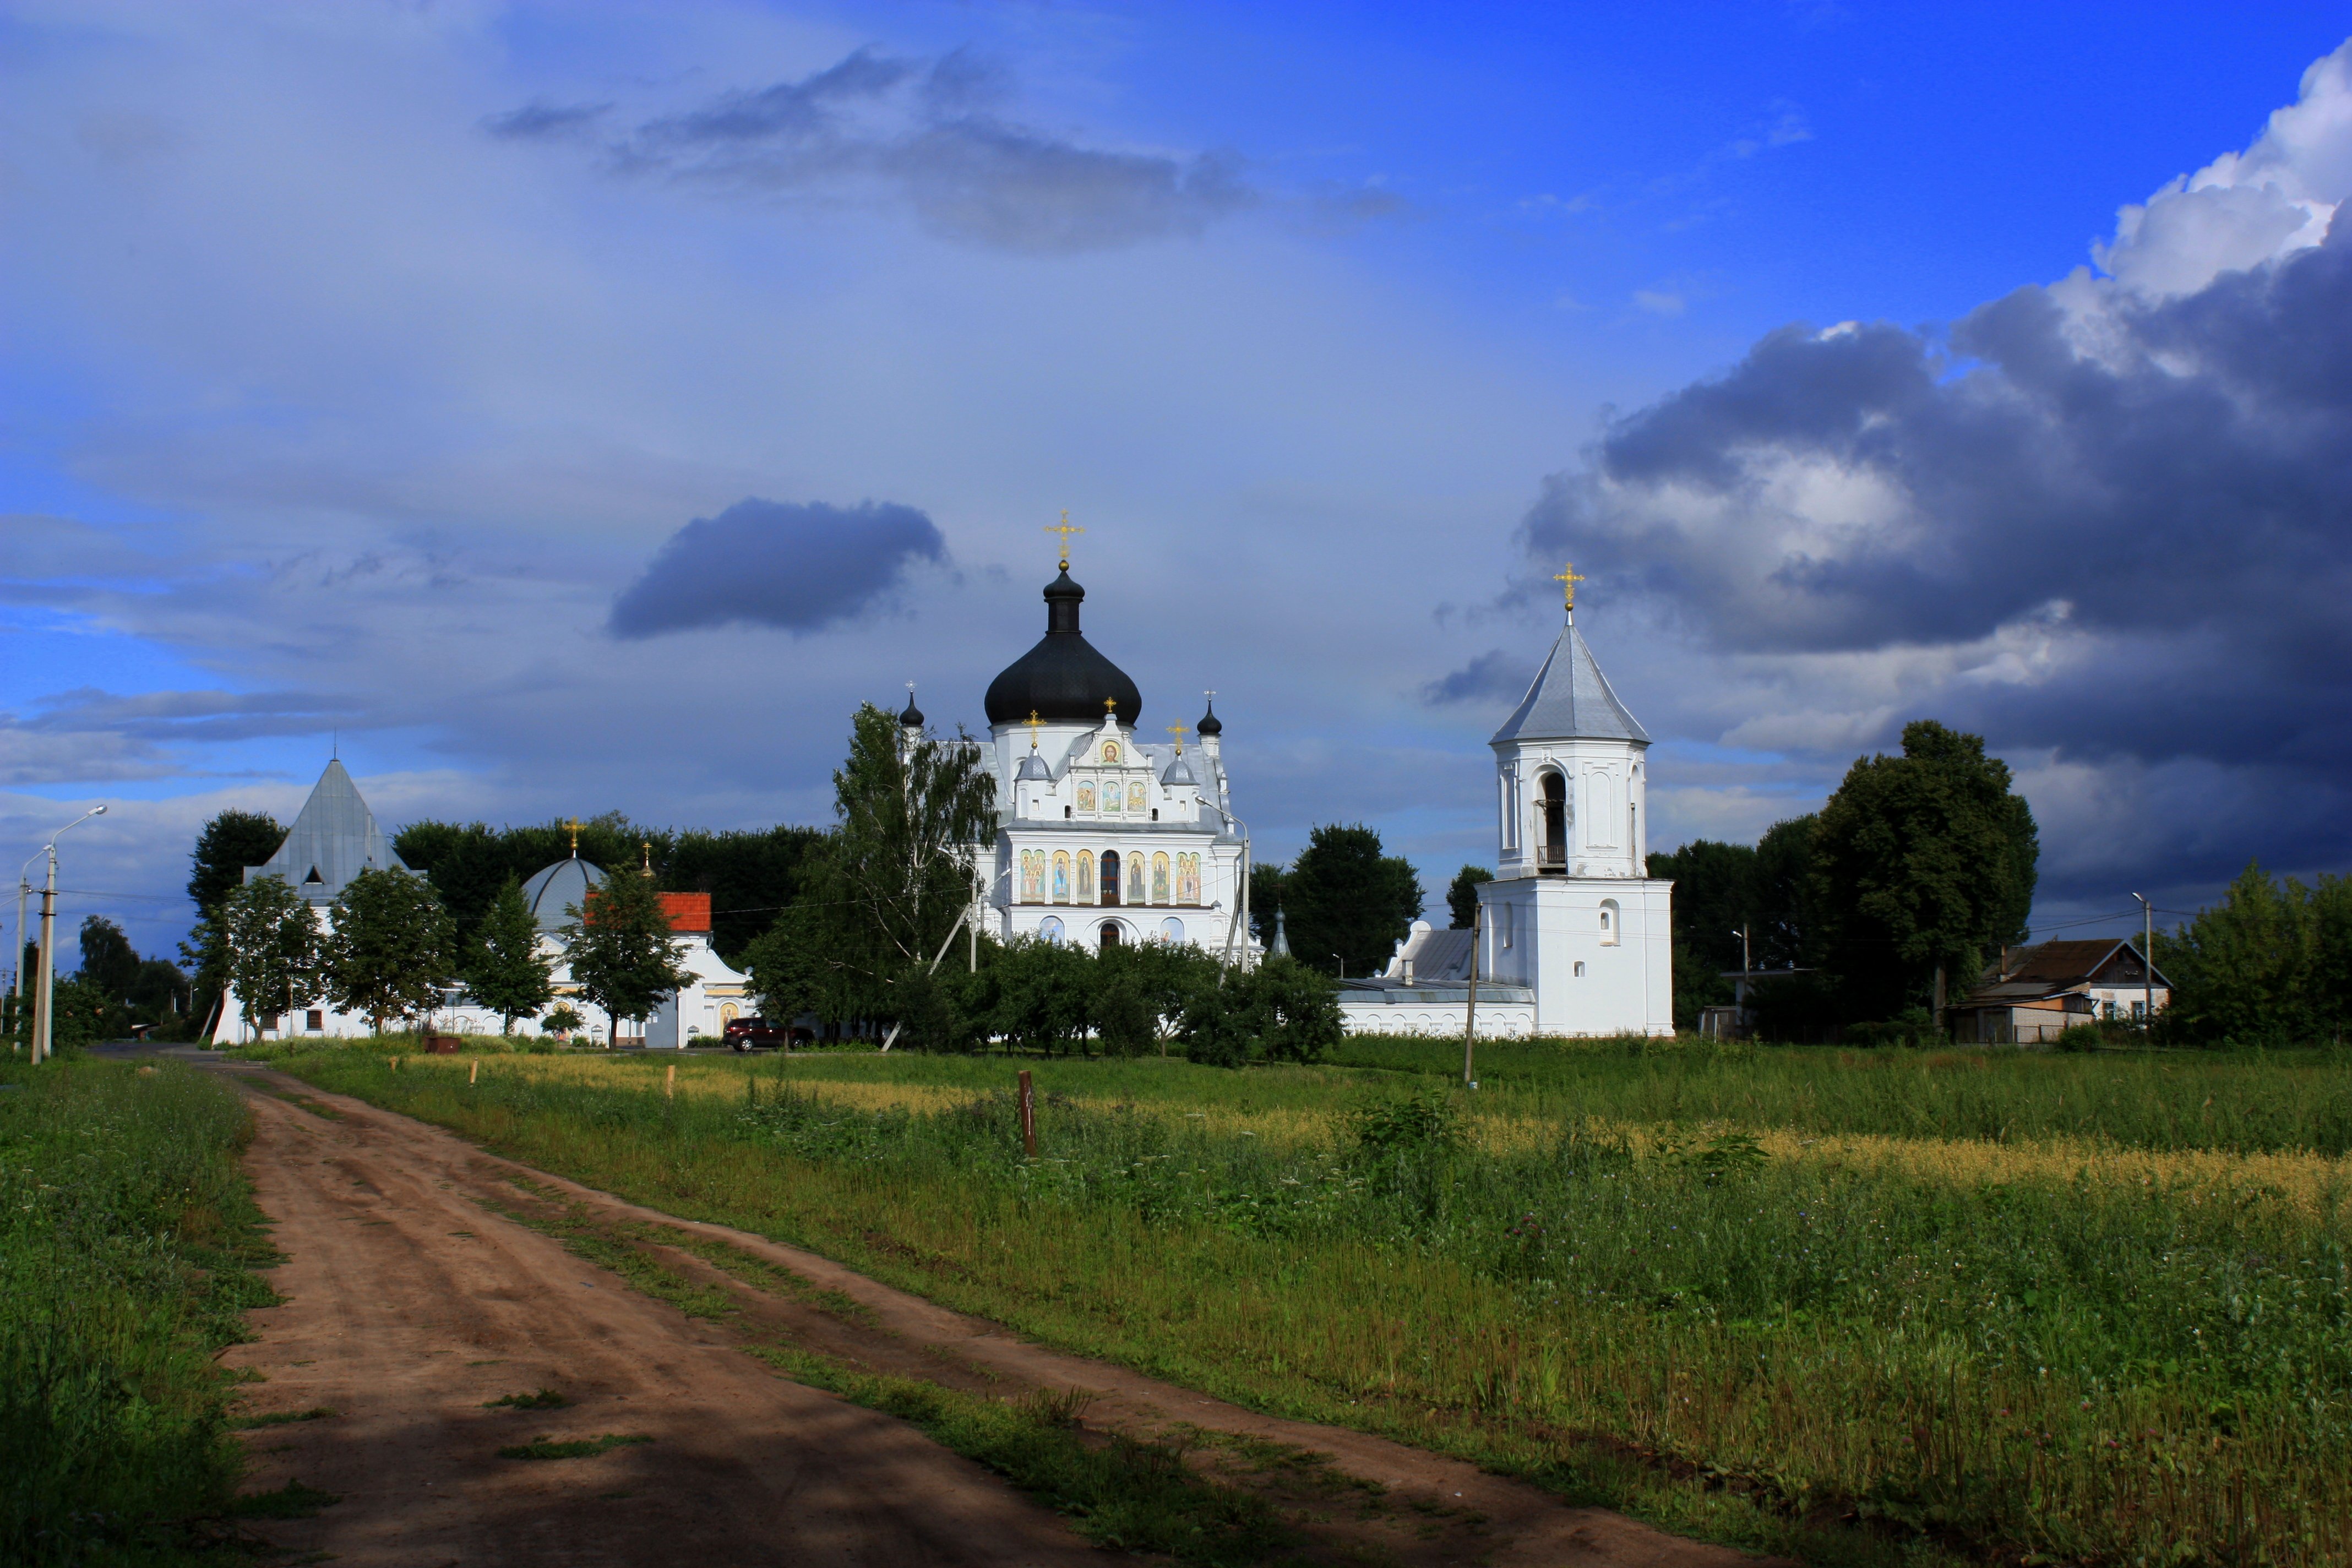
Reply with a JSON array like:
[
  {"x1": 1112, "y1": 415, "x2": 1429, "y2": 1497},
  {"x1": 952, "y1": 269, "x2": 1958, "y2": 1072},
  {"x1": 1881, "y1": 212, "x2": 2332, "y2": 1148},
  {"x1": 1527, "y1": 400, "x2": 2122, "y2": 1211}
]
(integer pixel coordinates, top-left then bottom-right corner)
[
  {"x1": 899, "y1": 690, "x2": 924, "y2": 728},
  {"x1": 1195, "y1": 698, "x2": 1222, "y2": 737},
  {"x1": 983, "y1": 570, "x2": 1142, "y2": 726}
]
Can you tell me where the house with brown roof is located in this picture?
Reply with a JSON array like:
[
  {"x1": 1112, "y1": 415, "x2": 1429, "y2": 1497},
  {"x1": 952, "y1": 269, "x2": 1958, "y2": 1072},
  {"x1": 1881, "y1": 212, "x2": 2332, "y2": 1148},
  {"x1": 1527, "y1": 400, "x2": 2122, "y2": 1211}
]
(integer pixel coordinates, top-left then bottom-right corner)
[{"x1": 1950, "y1": 939, "x2": 2171, "y2": 1045}]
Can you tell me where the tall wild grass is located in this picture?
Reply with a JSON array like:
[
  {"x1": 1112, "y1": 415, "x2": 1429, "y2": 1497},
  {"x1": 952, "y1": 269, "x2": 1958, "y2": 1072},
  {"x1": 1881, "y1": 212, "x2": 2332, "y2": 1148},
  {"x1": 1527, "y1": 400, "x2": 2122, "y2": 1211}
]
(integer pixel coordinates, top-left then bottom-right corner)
[
  {"x1": 0, "y1": 1059, "x2": 268, "y2": 1564},
  {"x1": 291, "y1": 1047, "x2": 2352, "y2": 1564}
]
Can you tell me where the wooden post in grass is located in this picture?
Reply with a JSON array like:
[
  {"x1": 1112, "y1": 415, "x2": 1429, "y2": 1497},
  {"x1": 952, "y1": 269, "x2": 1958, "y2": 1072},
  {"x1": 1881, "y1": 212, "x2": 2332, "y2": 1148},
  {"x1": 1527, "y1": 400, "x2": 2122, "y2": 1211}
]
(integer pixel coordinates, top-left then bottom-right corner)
[
  {"x1": 666, "y1": 1063, "x2": 676, "y2": 1099},
  {"x1": 1017, "y1": 1070, "x2": 1037, "y2": 1157},
  {"x1": 390, "y1": 1057, "x2": 399, "y2": 1072},
  {"x1": 469, "y1": 1059, "x2": 478, "y2": 1085}
]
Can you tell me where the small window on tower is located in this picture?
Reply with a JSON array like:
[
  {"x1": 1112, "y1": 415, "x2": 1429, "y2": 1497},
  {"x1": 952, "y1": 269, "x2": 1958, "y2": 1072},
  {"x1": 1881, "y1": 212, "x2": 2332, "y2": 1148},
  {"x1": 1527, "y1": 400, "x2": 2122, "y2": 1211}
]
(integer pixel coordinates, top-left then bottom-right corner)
[
  {"x1": 1572, "y1": 962, "x2": 1585, "y2": 978},
  {"x1": 306, "y1": 1010, "x2": 324, "y2": 1032}
]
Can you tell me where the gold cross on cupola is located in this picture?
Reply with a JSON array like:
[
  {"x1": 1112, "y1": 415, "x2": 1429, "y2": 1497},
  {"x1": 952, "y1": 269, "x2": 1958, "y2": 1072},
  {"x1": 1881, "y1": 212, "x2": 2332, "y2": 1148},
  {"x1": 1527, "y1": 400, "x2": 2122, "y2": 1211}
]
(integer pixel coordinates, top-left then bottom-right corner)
[
  {"x1": 1024, "y1": 710, "x2": 1044, "y2": 749},
  {"x1": 1166, "y1": 723, "x2": 1188, "y2": 754},
  {"x1": 1044, "y1": 510, "x2": 1084, "y2": 570},
  {"x1": 1554, "y1": 562, "x2": 1587, "y2": 611},
  {"x1": 563, "y1": 817, "x2": 582, "y2": 858}
]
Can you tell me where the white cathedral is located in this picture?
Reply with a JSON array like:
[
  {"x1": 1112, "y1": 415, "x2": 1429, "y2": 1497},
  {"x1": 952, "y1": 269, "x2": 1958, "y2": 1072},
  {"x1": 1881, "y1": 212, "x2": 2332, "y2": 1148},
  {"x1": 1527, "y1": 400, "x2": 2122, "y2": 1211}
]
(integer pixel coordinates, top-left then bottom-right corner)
[{"x1": 947, "y1": 540, "x2": 1255, "y2": 961}]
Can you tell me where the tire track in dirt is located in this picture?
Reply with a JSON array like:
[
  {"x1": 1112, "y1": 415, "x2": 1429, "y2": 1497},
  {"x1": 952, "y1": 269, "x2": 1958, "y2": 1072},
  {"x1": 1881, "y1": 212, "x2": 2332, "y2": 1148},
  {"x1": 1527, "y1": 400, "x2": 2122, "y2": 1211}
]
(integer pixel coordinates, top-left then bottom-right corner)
[{"x1": 215, "y1": 1061, "x2": 1792, "y2": 1568}]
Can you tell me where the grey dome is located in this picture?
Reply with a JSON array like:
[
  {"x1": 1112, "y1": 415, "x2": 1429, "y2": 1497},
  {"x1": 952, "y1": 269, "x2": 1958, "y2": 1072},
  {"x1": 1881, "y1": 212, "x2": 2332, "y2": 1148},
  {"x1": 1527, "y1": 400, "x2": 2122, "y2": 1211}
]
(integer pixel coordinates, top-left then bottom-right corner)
[
  {"x1": 1016, "y1": 750, "x2": 1052, "y2": 782},
  {"x1": 519, "y1": 857, "x2": 607, "y2": 933},
  {"x1": 1161, "y1": 752, "x2": 1197, "y2": 786}
]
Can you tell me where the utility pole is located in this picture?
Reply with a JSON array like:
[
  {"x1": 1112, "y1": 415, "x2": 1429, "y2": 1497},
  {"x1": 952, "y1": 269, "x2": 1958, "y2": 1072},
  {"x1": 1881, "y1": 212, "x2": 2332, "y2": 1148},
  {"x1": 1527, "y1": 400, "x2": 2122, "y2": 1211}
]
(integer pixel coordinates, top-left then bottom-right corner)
[
  {"x1": 2132, "y1": 893, "x2": 2154, "y2": 1033},
  {"x1": 1730, "y1": 924, "x2": 1751, "y2": 1011},
  {"x1": 32, "y1": 806, "x2": 107, "y2": 1064}
]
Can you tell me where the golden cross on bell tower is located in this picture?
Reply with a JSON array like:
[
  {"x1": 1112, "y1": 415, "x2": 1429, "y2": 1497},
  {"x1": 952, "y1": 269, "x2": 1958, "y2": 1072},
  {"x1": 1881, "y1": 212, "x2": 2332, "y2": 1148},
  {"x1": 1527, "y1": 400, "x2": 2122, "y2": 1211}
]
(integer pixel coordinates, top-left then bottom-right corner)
[
  {"x1": 1043, "y1": 509, "x2": 1083, "y2": 570},
  {"x1": 1554, "y1": 562, "x2": 1587, "y2": 612},
  {"x1": 563, "y1": 817, "x2": 582, "y2": 858},
  {"x1": 1166, "y1": 722, "x2": 1188, "y2": 754},
  {"x1": 1024, "y1": 710, "x2": 1044, "y2": 749}
]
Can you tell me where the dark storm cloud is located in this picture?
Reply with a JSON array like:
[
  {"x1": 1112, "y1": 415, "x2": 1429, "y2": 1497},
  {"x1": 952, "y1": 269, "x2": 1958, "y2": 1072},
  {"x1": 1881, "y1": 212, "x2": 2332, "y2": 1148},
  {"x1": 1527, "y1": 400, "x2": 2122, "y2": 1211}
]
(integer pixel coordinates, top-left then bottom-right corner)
[
  {"x1": 1422, "y1": 650, "x2": 1531, "y2": 707},
  {"x1": 1526, "y1": 217, "x2": 2352, "y2": 731},
  {"x1": 1518, "y1": 213, "x2": 2352, "y2": 888},
  {"x1": 492, "y1": 47, "x2": 1254, "y2": 255},
  {"x1": 607, "y1": 498, "x2": 945, "y2": 640}
]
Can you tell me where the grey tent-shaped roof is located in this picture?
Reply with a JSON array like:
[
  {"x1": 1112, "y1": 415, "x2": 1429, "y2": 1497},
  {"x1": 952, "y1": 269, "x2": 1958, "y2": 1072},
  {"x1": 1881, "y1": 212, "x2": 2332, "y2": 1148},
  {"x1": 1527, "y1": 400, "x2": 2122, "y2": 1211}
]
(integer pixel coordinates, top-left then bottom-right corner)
[
  {"x1": 244, "y1": 759, "x2": 410, "y2": 903},
  {"x1": 1489, "y1": 613, "x2": 1649, "y2": 746},
  {"x1": 519, "y1": 857, "x2": 608, "y2": 933}
]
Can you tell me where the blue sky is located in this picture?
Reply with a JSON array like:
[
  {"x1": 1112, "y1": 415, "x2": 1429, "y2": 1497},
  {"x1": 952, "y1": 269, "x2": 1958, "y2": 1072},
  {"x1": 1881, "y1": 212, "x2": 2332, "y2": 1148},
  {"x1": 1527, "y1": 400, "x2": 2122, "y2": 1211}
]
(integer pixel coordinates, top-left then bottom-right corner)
[{"x1": 7, "y1": 1, "x2": 2352, "y2": 963}]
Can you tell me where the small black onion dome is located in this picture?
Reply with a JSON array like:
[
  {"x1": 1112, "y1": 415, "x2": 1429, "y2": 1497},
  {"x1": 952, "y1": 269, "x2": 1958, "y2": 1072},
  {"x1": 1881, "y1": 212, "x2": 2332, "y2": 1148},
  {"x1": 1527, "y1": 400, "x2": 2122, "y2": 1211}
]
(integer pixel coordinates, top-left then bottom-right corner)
[
  {"x1": 1195, "y1": 698, "x2": 1222, "y2": 737},
  {"x1": 899, "y1": 690, "x2": 924, "y2": 728},
  {"x1": 983, "y1": 570, "x2": 1143, "y2": 726}
]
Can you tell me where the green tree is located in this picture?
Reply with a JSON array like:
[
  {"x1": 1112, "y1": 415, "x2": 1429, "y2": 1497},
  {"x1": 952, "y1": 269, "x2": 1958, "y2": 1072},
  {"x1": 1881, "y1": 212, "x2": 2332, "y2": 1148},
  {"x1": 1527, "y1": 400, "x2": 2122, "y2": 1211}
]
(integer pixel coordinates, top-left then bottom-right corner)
[
  {"x1": 542, "y1": 1002, "x2": 584, "y2": 1037},
  {"x1": 181, "y1": 809, "x2": 285, "y2": 1025},
  {"x1": 1810, "y1": 721, "x2": 2038, "y2": 1026},
  {"x1": 1179, "y1": 956, "x2": 1343, "y2": 1067},
  {"x1": 76, "y1": 916, "x2": 142, "y2": 1003},
  {"x1": 1091, "y1": 940, "x2": 1221, "y2": 1055},
  {"x1": 2153, "y1": 862, "x2": 2348, "y2": 1046},
  {"x1": 1752, "y1": 814, "x2": 1819, "y2": 970},
  {"x1": 325, "y1": 868, "x2": 458, "y2": 1033},
  {"x1": 1645, "y1": 839, "x2": 1756, "y2": 1020},
  {"x1": 1445, "y1": 865, "x2": 1493, "y2": 930},
  {"x1": 1280, "y1": 824, "x2": 1423, "y2": 978},
  {"x1": 971, "y1": 935, "x2": 1096, "y2": 1054},
  {"x1": 773, "y1": 705, "x2": 998, "y2": 1032},
  {"x1": 564, "y1": 870, "x2": 693, "y2": 1047},
  {"x1": 219, "y1": 874, "x2": 323, "y2": 1035},
  {"x1": 462, "y1": 876, "x2": 554, "y2": 1033}
]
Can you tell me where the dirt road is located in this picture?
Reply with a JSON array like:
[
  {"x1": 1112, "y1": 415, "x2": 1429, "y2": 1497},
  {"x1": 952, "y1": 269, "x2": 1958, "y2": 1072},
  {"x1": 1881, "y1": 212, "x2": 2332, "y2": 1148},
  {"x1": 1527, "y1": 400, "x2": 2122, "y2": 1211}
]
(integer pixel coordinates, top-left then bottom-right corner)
[{"x1": 209, "y1": 1060, "x2": 1789, "y2": 1568}]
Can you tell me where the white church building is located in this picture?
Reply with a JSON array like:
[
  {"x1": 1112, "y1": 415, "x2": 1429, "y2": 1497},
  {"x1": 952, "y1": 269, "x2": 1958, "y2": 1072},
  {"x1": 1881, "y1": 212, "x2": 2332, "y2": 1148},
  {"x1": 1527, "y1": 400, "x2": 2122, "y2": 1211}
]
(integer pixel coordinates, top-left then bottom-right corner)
[
  {"x1": 1337, "y1": 577, "x2": 1675, "y2": 1038},
  {"x1": 950, "y1": 542, "x2": 1257, "y2": 961},
  {"x1": 209, "y1": 761, "x2": 748, "y2": 1047}
]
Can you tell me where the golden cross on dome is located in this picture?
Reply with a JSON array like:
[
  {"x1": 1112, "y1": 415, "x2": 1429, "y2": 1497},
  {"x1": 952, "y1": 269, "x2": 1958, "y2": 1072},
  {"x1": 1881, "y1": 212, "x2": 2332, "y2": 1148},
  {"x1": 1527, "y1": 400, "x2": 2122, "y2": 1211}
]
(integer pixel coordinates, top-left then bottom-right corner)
[
  {"x1": 563, "y1": 817, "x2": 582, "y2": 858},
  {"x1": 1553, "y1": 562, "x2": 1587, "y2": 611},
  {"x1": 1166, "y1": 722, "x2": 1188, "y2": 754},
  {"x1": 640, "y1": 839, "x2": 652, "y2": 876},
  {"x1": 1043, "y1": 510, "x2": 1083, "y2": 569},
  {"x1": 1024, "y1": 710, "x2": 1043, "y2": 749}
]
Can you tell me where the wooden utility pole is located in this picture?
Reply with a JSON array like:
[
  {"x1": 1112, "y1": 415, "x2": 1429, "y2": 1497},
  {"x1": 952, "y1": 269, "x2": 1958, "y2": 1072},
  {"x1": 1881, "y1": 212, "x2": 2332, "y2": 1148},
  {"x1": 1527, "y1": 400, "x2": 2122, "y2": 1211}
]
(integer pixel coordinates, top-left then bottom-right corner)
[
  {"x1": 1017, "y1": 1070, "x2": 1037, "y2": 1156},
  {"x1": 2133, "y1": 894, "x2": 2154, "y2": 1031}
]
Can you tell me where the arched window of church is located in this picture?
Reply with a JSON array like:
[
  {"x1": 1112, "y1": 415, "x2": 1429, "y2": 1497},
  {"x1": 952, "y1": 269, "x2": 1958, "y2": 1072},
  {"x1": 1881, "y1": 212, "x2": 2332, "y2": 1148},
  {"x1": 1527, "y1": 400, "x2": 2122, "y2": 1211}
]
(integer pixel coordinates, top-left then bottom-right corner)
[
  {"x1": 1039, "y1": 916, "x2": 1064, "y2": 944},
  {"x1": 1127, "y1": 781, "x2": 1147, "y2": 814},
  {"x1": 1077, "y1": 851, "x2": 1095, "y2": 902},
  {"x1": 1052, "y1": 851, "x2": 1071, "y2": 903},
  {"x1": 1128, "y1": 853, "x2": 1147, "y2": 903},
  {"x1": 1151, "y1": 852, "x2": 1170, "y2": 904},
  {"x1": 1076, "y1": 782, "x2": 1096, "y2": 813},
  {"x1": 1599, "y1": 899, "x2": 1620, "y2": 945},
  {"x1": 1101, "y1": 850, "x2": 1121, "y2": 906},
  {"x1": 1021, "y1": 851, "x2": 1043, "y2": 903},
  {"x1": 1538, "y1": 770, "x2": 1566, "y2": 869},
  {"x1": 1160, "y1": 917, "x2": 1184, "y2": 943}
]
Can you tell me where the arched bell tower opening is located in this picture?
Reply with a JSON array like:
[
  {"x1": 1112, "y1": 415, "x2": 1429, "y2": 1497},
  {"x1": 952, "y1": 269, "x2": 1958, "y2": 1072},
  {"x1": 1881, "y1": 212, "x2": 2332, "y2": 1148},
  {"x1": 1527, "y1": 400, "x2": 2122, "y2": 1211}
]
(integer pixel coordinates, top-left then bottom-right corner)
[
  {"x1": 1537, "y1": 771, "x2": 1567, "y2": 873},
  {"x1": 1100, "y1": 850, "x2": 1121, "y2": 905}
]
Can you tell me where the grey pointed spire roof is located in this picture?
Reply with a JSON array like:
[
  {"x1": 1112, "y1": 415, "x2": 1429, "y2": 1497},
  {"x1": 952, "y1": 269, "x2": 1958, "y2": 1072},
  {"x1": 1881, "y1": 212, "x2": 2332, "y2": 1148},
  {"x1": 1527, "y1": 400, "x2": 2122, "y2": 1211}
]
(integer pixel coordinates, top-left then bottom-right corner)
[
  {"x1": 1489, "y1": 613, "x2": 1649, "y2": 745},
  {"x1": 246, "y1": 759, "x2": 410, "y2": 903},
  {"x1": 1161, "y1": 750, "x2": 1197, "y2": 787}
]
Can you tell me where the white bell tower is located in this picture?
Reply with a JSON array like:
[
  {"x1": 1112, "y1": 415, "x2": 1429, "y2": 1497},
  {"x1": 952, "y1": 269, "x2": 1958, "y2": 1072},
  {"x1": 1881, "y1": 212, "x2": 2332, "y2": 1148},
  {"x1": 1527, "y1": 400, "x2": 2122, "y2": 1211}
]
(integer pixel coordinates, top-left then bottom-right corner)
[{"x1": 1475, "y1": 567, "x2": 1675, "y2": 1036}]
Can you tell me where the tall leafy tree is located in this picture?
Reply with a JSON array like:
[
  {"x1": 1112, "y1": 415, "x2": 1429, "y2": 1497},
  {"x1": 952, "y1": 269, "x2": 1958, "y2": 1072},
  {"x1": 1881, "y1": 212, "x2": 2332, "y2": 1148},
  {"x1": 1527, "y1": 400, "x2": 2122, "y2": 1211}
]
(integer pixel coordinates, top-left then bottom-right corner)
[
  {"x1": 325, "y1": 868, "x2": 458, "y2": 1032},
  {"x1": 220, "y1": 874, "x2": 323, "y2": 1035},
  {"x1": 776, "y1": 704, "x2": 997, "y2": 1027},
  {"x1": 2155, "y1": 862, "x2": 2352, "y2": 1046},
  {"x1": 1810, "y1": 721, "x2": 2038, "y2": 1024},
  {"x1": 1646, "y1": 839, "x2": 1755, "y2": 1020},
  {"x1": 181, "y1": 809, "x2": 285, "y2": 1023},
  {"x1": 1445, "y1": 865, "x2": 1493, "y2": 930},
  {"x1": 1751, "y1": 814, "x2": 1820, "y2": 971},
  {"x1": 76, "y1": 916, "x2": 143, "y2": 1003},
  {"x1": 564, "y1": 869, "x2": 693, "y2": 1046},
  {"x1": 1278, "y1": 824, "x2": 1422, "y2": 978},
  {"x1": 462, "y1": 876, "x2": 554, "y2": 1033}
]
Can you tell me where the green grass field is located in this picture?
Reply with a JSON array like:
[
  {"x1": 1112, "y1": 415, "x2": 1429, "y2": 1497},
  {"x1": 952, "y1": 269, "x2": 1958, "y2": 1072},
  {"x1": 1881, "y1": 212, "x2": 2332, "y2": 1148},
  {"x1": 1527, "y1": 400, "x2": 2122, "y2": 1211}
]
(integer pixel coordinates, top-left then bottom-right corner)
[
  {"x1": 277, "y1": 1038, "x2": 2352, "y2": 1565},
  {"x1": 1, "y1": 1057, "x2": 274, "y2": 1565}
]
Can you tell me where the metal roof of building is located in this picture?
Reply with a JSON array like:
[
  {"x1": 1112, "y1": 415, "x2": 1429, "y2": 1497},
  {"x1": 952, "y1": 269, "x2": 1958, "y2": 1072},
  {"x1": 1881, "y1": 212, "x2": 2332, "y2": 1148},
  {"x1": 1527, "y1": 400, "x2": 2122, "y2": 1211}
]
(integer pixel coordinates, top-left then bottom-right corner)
[
  {"x1": 1490, "y1": 613, "x2": 1649, "y2": 746},
  {"x1": 245, "y1": 759, "x2": 409, "y2": 904},
  {"x1": 520, "y1": 856, "x2": 607, "y2": 932}
]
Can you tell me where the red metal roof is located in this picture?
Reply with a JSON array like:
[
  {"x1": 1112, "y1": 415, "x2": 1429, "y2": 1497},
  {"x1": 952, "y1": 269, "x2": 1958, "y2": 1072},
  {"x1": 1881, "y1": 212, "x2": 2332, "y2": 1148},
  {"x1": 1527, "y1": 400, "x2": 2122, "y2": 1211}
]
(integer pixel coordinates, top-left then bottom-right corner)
[{"x1": 656, "y1": 892, "x2": 711, "y2": 933}]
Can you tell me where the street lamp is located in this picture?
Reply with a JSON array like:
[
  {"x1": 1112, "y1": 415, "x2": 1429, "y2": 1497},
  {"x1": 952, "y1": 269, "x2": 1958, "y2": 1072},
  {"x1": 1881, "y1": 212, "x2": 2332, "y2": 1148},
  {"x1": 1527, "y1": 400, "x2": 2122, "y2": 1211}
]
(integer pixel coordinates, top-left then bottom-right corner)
[{"x1": 31, "y1": 805, "x2": 107, "y2": 1064}]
